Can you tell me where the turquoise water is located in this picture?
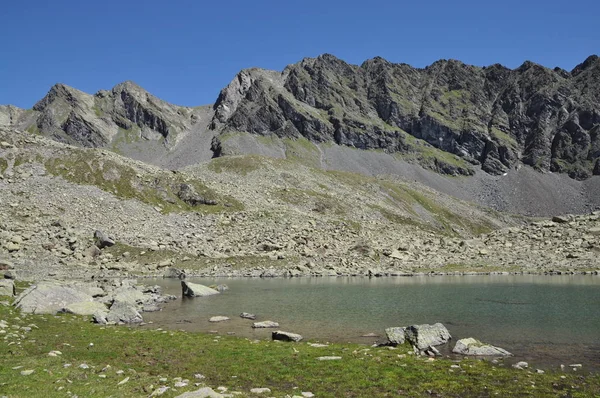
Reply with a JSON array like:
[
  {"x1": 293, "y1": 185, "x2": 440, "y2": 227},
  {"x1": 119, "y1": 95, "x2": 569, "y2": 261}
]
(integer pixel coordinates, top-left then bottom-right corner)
[{"x1": 144, "y1": 275, "x2": 600, "y2": 371}]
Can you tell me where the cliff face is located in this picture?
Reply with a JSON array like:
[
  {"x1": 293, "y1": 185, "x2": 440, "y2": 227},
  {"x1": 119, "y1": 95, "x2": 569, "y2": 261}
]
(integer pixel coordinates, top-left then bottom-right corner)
[
  {"x1": 211, "y1": 54, "x2": 600, "y2": 179},
  {"x1": 1, "y1": 54, "x2": 599, "y2": 179}
]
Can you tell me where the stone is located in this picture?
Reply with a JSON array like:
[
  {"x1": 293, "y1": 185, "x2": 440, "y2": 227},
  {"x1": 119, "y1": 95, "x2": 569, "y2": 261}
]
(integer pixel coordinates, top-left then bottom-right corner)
[
  {"x1": 250, "y1": 387, "x2": 271, "y2": 394},
  {"x1": 5, "y1": 242, "x2": 20, "y2": 252},
  {"x1": 404, "y1": 323, "x2": 451, "y2": 351},
  {"x1": 240, "y1": 312, "x2": 256, "y2": 320},
  {"x1": 105, "y1": 301, "x2": 143, "y2": 324},
  {"x1": 452, "y1": 338, "x2": 512, "y2": 356},
  {"x1": 209, "y1": 316, "x2": 230, "y2": 322},
  {"x1": 63, "y1": 301, "x2": 108, "y2": 316},
  {"x1": 0, "y1": 279, "x2": 15, "y2": 296},
  {"x1": 513, "y1": 361, "x2": 529, "y2": 369},
  {"x1": 94, "y1": 230, "x2": 115, "y2": 249},
  {"x1": 174, "y1": 387, "x2": 224, "y2": 398},
  {"x1": 272, "y1": 330, "x2": 303, "y2": 342},
  {"x1": 164, "y1": 267, "x2": 186, "y2": 279},
  {"x1": 181, "y1": 281, "x2": 220, "y2": 297},
  {"x1": 13, "y1": 281, "x2": 94, "y2": 314},
  {"x1": 385, "y1": 327, "x2": 405, "y2": 345},
  {"x1": 317, "y1": 356, "x2": 342, "y2": 361},
  {"x1": 252, "y1": 321, "x2": 279, "y2": 328},
  {"x1": 20, "y1": 369, "x2": 34, "y2": 376}
]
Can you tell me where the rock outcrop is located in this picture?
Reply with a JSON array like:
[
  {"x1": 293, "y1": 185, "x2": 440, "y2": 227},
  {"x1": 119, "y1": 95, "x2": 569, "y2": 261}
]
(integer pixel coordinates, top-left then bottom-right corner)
[{"x1": 14, "y1": 281, "x2": 94, "y2": 314}]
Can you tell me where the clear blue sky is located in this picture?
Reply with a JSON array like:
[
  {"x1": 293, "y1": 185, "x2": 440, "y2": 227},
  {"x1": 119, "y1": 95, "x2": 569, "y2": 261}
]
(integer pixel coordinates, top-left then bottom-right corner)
[{"x1": 2, "y1": 0, "x2": 598, "y2": 108}]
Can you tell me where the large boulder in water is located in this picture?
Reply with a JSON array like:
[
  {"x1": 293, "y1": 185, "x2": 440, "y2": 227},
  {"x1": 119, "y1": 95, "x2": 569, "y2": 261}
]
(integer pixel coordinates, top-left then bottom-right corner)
[
  {"x1": 404, "y1": 323, "x2": 451, "y2": 351},
  {"x1": 14, "y1": 281, "x2": 94, "y2": 314},
  {"x1": 452, "y1": 338, "x2": 512, "y2": 356},
  {"x1": 181, "y1": 281, "x2": 220, "y2": 297}
]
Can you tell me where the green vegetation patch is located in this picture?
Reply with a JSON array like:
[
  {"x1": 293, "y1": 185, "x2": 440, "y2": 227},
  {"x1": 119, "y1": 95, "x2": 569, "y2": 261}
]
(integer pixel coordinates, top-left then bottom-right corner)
[
  {"x1": 0, "y1": 303, "x2": 598, "y2": 397},
  {"x1": 207, "y1": 155, "x2": 266, "y2": 176},
  {"x1": 42, "y1": 148, "x2": 242, "y2": 214}
]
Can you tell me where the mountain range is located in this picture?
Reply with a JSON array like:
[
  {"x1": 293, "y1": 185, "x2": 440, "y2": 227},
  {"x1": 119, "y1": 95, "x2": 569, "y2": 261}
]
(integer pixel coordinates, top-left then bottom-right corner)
[{"x1": 2, "y1": 54, "x2": 599, "y2": 180}]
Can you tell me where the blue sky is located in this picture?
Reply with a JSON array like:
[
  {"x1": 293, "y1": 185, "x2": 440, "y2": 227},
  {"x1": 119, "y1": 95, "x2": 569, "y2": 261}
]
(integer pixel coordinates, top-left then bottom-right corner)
[{"x1": 1, "y1": 0, "x2": 598, "y2": 108}]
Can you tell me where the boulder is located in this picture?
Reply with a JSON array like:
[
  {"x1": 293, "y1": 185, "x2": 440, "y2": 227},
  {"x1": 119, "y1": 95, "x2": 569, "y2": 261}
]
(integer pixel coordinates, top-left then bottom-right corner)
[
  {"x1": 272, "y1": 330, "x2": 303, "y2": 342},
  {"x1": 14, "y1": 281, "x2": 94, "y2": 314},
  {"x1": 104, "y1": 301, "x2": 143, "y2": 324},
  {"x1": 177, "y1": 184, "x2": 217, "y2": 206},
  {"x1": 385, "y1": 327, "x2": 406, "y2": 345},
  {"x1": 181, "y1": 281, "x2": 220, "y2": 297},
  {"x1": 240, "y1": 312, "x2": 256, "y2": 320},
  {"x1": 63, "y1": 301, "x2": 108, "y2": 316},
  {"x1": 452, "y1": 338, "x2": 512, "y2": 356},
  {"x1": 404, "y1": 323, "x2": 451, "y2": 351},
  {"x1": 94, "y1": 230, "x2": 115, "y2": 249},
  {"x1": 0, "y1": 279, "x2": 15, "y2": 297},
  {"x1": 252, "y1": 321, "x2": 279, "y2": 328},
  {"x1": 164, "y1": 267, "x2": 186, "y2": 279},
  {"x1": 174, "y1": 387, "x2": 224, "y2": 398},
  {"x1": 209, "y1": 316, "x2": 230, "y2": 322}
]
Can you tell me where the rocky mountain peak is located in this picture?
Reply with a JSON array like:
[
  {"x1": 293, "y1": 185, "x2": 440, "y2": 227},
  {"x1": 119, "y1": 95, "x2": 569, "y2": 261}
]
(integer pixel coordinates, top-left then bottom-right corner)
[{"x1": 571, "y1": 54, "x2": 599, "y2": 76}]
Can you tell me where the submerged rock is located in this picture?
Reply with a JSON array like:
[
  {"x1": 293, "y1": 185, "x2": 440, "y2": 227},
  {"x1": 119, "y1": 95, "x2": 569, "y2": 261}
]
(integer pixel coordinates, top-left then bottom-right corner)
[
  {"x1": 240, "y1": 312, "x2": 256, "y2": 320},
  {"x1": 181, "y1": 281, "x2": 220, "y2": 298},
  {"x1": 252, "y1": 321, "x2": 279, "y2": 328},
  {"x1": 209, "y1": 316, "x2": 230, "y2": 322},
  {"x1": 452, "y1": 338, "x2": 512, "y2": 356}
]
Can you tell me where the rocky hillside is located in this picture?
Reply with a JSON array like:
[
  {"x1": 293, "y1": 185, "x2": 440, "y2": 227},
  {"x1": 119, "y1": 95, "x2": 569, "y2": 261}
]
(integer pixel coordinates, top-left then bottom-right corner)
[
  {"x1": 2, "y1": 127, "x2": 600, "y2": 282},
  {"x1": 212, "y1": 54, "x2": 600, "y2": 179}
]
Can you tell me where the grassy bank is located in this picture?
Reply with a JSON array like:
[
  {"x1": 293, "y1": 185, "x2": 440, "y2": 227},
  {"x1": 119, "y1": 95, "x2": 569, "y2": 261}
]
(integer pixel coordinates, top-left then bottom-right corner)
[{"x1": 0, "y1": 300, "x2": 599, "y2": 397}]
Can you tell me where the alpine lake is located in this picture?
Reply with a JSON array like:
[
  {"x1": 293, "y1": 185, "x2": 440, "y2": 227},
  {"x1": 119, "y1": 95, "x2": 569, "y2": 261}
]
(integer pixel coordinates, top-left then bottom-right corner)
[{"x1": 143, "y1": 274, "x2": 600, "y2": 372}]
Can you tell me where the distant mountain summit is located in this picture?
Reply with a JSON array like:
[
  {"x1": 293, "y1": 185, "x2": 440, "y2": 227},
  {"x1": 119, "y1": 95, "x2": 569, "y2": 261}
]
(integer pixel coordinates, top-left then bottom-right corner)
[{"x1": 1, "y1": 54, "x2": 599, "y2": 179}]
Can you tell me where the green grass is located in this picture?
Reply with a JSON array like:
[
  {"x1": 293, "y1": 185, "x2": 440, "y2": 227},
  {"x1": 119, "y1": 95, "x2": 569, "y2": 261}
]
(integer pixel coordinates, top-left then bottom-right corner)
[
  {"x1": 207, "y1": 155, "x2": 265, "y2": 176},
  {"x1": 0, "y1": 301, "x2": 598, "y2": 397}
]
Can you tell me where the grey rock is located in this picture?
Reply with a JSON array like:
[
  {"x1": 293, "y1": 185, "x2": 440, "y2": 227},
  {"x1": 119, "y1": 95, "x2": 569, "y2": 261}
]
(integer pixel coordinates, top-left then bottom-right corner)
[
  {"x1": 272, "y1": 330, "x2": 303, "y2": 342},
  {"x1": 63, "y1": 301, "x2": 108, "y2": 316},
  {"x1": 513, "y1": 361, "x2": 529, "y2": 369},
  {"x1": 105, "y1": 301, "x2": 143, "y2": 324},
  {"x1": 252, "y1": 321, "x2": 279, "y2": 328},
  {"x1": 385, "y1": 327, "x2": 406, "y2": 345},
  {"x1": 249, "y1": 388, "x2": 271, "y2": 394},
  {"x1": 181, "y1": 281, "x2": 220, "y2": 297},
  {"x1": 14, "y1": 281, "x2": 94, "y2": 314},
  {"x1": 0, "y1": 279, "x2": 15, "y2": 297},
  {"x1": 404, "y1": 323, "x2": 451, "y2": 351},
  {"x1": 94, "y1": 230, "x2": 115, "y2": 249},
  {"x1": 173, "y1": 387, "x2": 224, "y2": 398},
  {"x1": 317, "y1": 356, "x2": 342, "y2": 361},
  {"x1": 452, "y1": 338, "x2": 512, "y2": 356},
  {"x1": 209, "y1": 316, "x2": 230, "y2": 322},
  {"x1": 177, "y1": 184, "x2": 217, "y2": 206},
  {"x1": 240, "y1": 312, "x2": 256, "y2": 320}
]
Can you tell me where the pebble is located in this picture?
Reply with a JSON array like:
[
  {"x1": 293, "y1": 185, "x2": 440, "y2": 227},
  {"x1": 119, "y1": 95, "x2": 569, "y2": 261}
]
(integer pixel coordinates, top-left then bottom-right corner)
[
  {"x1": 78, "y1": 364, "x2": 89, "y2": 369},
  {"x1": 317, "y1": 356, "x2": 342, "y2": 361},
  {"x1": 20, "y1": 369, "x2": 34, "y2": 376},
  {"x1": 117, "y1": 376, "x2": 130, "y2": 385}
]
